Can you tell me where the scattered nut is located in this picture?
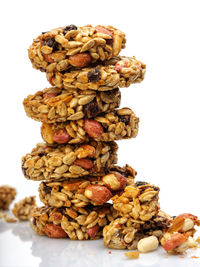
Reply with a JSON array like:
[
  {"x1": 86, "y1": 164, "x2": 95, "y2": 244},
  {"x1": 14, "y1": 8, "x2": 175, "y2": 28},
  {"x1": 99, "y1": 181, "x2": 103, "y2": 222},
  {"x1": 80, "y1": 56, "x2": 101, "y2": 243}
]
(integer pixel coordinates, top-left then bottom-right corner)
[
  {"x1": 137, "y1": 236, "x2": 159, "y2": 253},
  {"x1": 182, "y1": 218, "x2": 194, "y2": 232}
]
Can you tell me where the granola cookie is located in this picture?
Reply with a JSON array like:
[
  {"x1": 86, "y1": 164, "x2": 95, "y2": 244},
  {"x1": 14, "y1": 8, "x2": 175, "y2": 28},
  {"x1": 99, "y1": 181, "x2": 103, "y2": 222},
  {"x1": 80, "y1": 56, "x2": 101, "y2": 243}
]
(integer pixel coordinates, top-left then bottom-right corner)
[
  {"x1": 41, "y1": 108, "x2": 139, "y2": 145},
  {"x1": 103, "y1": 210, "x2": 172, "y2": 249},
  {"x1": 28, "y1": 24, "x2": 126, "y2": 72},
  {"x1": 0, "y1": 185, "x2": 16, "y2": 210},
  {"x1": 23, "y1": 87, "x2": 121, "y2": 123},
  {"x1": 31, "y1": 204, "x2": 119, "y2": 240},
  {"x1": 46, "y1": 56, "x2": 145, "y2": 91},
  {"x1": 112, "y1": 182, "x2": 160, "y2": 221},
  {"x1": 22, "y1": 141, "x2": 118, "y2": 180},
  {"x1": 12, "y1": 196, "x2": 37, "y2": 221},
  {"x1": 39, "y1": 165, "x2": 136, "y2": 208}
]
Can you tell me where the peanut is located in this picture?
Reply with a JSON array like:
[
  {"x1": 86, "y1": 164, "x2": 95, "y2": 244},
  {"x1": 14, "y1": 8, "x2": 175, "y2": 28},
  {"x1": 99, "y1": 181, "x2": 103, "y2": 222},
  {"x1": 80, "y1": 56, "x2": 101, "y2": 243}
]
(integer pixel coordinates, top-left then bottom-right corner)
[
  {"x1": 74, "y1": 158, "x2": 93, "y2": 170},
  {"x1": 95, "y1": 26, "x2": 113, "y2": 38},
  {"x1": 84, "y1": 119, "x2": 103, "y2": 139},
  {"x1": 137, "y1": 236, "x2": 159, "y2": 253},
  {"x1": 45, "y1": 223, "x2": 67, "y2": 238},
  {"x1": 69, "y1": 53, "x2": 92, "y2": 68},
  {"x1": 43, "y1": 54, "x2": 54, "y2": 63},
  {"x1": 182, "y1": 218, "x2": 194, "y2": 232},
  {"x1": 114, "y1": 59, "x2": 129, "y2": 72},
  {"x1": 44, "y1": 93, "x2": 58, "y2": 98},
  {"x1": 87, "y1": 224, "x2": 100, "y2": 238},
  {"x1": 79, "y1": 145, "x2": 95, "y2": 158},
  {"x1": 84, "y1": 185, "x2": 112, "y2": 204},
  {"x1": 102, "y1": 172, "x2": 127, "y2": 191},
  {"x1": 52, "y1": 129, "x2": 71, "y2": 144}
]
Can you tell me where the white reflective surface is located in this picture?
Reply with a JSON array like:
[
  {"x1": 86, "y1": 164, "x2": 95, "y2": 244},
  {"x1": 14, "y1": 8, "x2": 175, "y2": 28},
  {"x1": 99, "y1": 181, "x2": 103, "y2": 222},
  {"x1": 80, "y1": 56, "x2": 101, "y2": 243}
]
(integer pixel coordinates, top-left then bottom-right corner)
[{"x1": 0, "y1": 221, "x2": 200, "y2": 267}]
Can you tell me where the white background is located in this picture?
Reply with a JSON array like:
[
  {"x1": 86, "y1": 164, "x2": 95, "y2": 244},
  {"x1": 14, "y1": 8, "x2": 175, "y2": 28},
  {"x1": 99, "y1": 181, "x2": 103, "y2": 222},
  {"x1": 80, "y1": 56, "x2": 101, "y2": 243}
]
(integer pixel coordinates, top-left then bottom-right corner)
[{"x1": 0, "y1": 0, "x2": 200, "y2": 266}]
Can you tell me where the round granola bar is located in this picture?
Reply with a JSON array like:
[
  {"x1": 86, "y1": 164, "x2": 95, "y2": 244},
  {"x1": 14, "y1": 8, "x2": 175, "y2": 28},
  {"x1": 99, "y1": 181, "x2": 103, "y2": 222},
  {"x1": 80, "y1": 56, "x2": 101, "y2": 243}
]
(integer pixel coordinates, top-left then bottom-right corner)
[
  {"x1": 46, "y1": 56, "x2": 146, "y2": 91},
  {"x1": 103, "y1": 210, "x2": 172, "y2": 249},
  {"x1": 23, "y1": 87, "x2": 121, "y2": 123},
  {"x1": 41, "y1": 108, "x2": 139, "y2": 145},
  {"x1": 31, "y1": 204, "x2": 119, "y2": 240},
  {"x1": 112, "y1": 182, "x2": 160, "y2": 221},
  {"x1": 28, "y1": 24, "x2": 126, "y2": 72},
  {"x1": 21, "y1": 141, "x2": 118, "y2": 180},
  {"x1": 39, "y1": 165, "x2": 136, "y2": 208},
  {"x1": 0, "y1": 185, "x2": 16, "y2": 210}
]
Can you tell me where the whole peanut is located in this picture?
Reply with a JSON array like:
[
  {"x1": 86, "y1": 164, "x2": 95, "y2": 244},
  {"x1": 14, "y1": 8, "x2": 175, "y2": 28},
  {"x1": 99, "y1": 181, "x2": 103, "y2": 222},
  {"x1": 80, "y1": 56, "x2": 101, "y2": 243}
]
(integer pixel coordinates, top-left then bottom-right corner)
[{"x1": 137, "y1": 236, "x2": 159, "y2": 253}]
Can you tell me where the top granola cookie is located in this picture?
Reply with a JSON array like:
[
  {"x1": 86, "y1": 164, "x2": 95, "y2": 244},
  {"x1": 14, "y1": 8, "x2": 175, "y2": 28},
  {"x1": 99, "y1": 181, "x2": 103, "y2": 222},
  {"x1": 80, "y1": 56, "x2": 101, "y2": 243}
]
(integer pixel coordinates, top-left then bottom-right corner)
[{"x1": 28, "y1": 24, "x2": 126, "y2": 72}]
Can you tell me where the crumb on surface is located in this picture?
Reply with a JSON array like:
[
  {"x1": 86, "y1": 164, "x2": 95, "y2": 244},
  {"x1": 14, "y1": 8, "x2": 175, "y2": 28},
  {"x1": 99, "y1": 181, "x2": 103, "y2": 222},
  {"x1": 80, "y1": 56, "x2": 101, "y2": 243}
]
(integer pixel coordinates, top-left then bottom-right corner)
[{"x1": 125, "y1": 251, "x2": 140, "y2": 259}]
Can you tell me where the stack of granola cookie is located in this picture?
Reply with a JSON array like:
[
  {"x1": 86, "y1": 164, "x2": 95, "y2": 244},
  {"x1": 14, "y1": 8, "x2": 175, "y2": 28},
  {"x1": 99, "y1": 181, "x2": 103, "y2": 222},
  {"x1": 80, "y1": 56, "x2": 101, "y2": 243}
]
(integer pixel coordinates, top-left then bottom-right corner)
[{"x1": 22, "y1": 24, "x2": 145, "y2": 240}]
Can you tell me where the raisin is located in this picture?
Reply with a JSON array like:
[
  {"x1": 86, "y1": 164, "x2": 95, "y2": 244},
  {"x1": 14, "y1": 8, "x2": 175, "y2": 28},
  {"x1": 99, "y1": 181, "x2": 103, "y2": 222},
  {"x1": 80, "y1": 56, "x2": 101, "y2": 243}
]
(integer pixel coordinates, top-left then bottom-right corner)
[
  {"x1": 38, "y1": 153, "x2": 45, "y2": 157},
  {"x1": 87, "y1": 69, "x2": 101, "y2": 82},
  {"x1": 83, "y1": 100, "x2": 100, "y2": 118},
  {"x1": 33, "y1": 218, "x2": 37, "y2": 226},
  {"x1": 63, "y1": 24, "x2": 77, "y2": 34},
  {"x1": 56, "y1": 207, "x2": 66, "y2": 215},
  {"x1": 43, "y1": 185, "x2": 52, "y2": 194},
  {"x1": 134, "y1": 181, "x2": 148, "y2": 187},
  {"x1": 118, "y1": 115, "x2": 129, "y2": 124},
  {"x1": 43, "y1": 38, "x2": 59, "y2": 52},
  {"x1": 42, "y1": 31, "x2": 47, "y2": 34}
]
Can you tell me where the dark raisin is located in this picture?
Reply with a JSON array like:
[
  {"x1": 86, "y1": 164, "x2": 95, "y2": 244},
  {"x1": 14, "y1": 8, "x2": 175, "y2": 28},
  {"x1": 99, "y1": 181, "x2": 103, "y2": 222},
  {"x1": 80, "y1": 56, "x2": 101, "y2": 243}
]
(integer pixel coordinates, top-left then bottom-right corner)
[
  {"x1": 42, "y1": 31, "x2": 47, "y2": 35},
  {"x1": 57, "y1": 207, "x2": 66, "y2": 215},
  {"x1": 118, "y1": 115, "x2": 129, "y2": 124},
  {"x1": 43, "y1": 38, "x2": 59, "y2": 52},
  {"x1": 33, "y1": 218, "x2": 37, "y2": 226},
  {"x1": 38, "y1": 153, "x2": 45, "y2": 157},
  {"x1": 134, "y1": 181, "x2": 148, "y2": 187},
  {"x1": 63, "y1": 24, "x2": 77, "y2": 34},
  {"x1": 43, "y1": 185, "x2": 52, "y2": 194},
  {"x1": 106, "y1": 39, "x2": 113, "y2": 45},
  {"x1": 87, "y1": 69, "x2": 101, "y2": 82},
  {"x1": 21, "y1": 167, "x2": 26, "y2": 176},
  {"x1": 83, "y1": 100, "x2": 100, "y2": 118}
]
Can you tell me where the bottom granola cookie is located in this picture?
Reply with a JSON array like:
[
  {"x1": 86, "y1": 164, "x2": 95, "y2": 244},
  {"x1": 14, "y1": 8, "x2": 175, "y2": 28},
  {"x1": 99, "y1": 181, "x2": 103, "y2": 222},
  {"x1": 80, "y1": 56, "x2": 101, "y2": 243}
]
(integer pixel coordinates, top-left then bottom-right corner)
[
  {"x1": 31, "y1": 204, "x2": 118, "y2": 240},
  {"x1": 103, "y1": 210, "x2": 172, "y2": 249},
  {"x1": 0, "y1": 185, "x2": 16, "y2": 210}
]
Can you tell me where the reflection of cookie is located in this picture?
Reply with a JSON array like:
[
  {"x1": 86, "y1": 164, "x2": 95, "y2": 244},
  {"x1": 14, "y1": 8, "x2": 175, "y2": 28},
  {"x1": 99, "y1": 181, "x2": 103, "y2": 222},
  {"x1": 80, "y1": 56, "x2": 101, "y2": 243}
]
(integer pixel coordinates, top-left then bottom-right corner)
[
  {"x1": 29, "y1": 25, "x2": 126, "y2": 72},
  {"x1": 47, "y1": 56, "x2": 145, "y2": 91},
  {"x1": 23, "y1": 87, "x2": 121, "y2": 123},
  {"x1": 31, "y1": 204, "x2": 118, "y2": 240},
  {"x1": 39, "y1": 165, "x2": 136, "y2": 207},
  {"x1": 41, "y1": 108, "x2": 139, "y2": 145},
  {"x1": 22, "y1": 141, "x2": 118, "y2": 180}
]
